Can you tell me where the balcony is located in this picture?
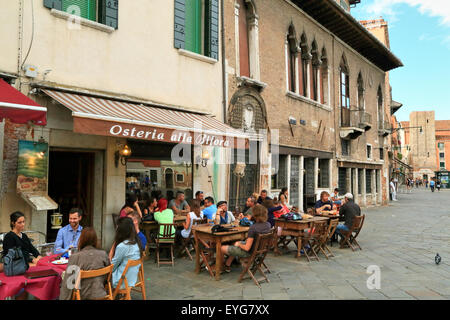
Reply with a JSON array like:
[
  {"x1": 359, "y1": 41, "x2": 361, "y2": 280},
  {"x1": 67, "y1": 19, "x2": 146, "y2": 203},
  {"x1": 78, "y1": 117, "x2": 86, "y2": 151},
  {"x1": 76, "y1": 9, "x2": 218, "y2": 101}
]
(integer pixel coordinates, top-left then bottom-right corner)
[
  {"x1": 359, "y1": 111, "x2": 372, "y2": 131},
  {"x1": 378, "y1": 120, "x2": 391, "y2": 137},
  {"x1": 340, "y1": 108, "x2": 364, "y2": 140}
]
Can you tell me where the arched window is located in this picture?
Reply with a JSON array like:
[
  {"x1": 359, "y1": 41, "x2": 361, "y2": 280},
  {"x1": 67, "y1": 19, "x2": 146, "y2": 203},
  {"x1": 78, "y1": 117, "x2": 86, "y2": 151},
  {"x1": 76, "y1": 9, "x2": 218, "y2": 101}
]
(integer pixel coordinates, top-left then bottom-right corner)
[
  {"x1": 300, "y1": 33, "x2": 311, "y2": 98},
  {"x1": 311, "y1": 41, "x2": 322, "y2": 102},
  {"x1": 286, "y1": 25, "x2": 298, "y2": 93},
  {"x1": 236, "y1": 0, "x2": 259, "y2": 79},
  {"x1": 320, "y1": 48, "x2": 329, "y2": 105},
  {"x1": 357, "y1": 72, "x2": 364, "y2": 110},
  {"x1": 340, "y1": 55, "x2": 350, "y2": 108},
  {"x1": 377, "y1": 86, "x2": 384, "y2": 125}
]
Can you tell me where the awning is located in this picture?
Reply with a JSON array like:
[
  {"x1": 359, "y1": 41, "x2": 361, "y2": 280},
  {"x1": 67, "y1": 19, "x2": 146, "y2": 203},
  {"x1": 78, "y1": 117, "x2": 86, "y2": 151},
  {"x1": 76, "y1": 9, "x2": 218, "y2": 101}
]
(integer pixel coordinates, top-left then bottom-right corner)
[
  {"x1": 41, "y1": 89, "x2": 249, "y2": 148},
  {"x1": 0, "y1": 79, "x2": 47, "y2": 125}
]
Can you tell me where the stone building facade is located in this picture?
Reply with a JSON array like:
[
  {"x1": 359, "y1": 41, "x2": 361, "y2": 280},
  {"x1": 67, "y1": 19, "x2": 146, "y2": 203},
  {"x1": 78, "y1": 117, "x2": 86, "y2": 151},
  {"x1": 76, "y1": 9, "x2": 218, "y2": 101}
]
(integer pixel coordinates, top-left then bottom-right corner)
[{"x1": 223, "y1": 0, "x2": 402, "y2": 210}]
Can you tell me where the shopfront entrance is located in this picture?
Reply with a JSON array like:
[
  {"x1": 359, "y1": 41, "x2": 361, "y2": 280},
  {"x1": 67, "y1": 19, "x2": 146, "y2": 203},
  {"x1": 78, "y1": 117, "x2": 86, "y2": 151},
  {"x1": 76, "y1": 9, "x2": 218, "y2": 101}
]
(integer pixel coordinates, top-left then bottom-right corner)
[{"x1": 47, "y1": 150, "x2": 96, "y2": 242}]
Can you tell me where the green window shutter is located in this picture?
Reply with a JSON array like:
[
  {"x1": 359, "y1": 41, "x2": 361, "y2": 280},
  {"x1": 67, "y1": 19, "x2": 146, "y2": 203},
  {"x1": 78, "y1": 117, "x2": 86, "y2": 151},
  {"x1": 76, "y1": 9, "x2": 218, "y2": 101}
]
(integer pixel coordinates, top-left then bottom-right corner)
[
  {"x1": 174, "y1": 0, "x2": 186, "y2": 49},
  {"x1": 100, "y1": 0, "x2": 119, "y2": 29},
  {"x1": 185, "y1": 0, "x2": 202, "y2": 54},
  {"x1": 205, "y1": 0, "x2": 219, "y2": 60},
  {"x1": 62, "y1": 0, "x2": 97, "y2": 21},
  {"x1": 44, "y1": 0, "x2": 62, "y2": 10}
]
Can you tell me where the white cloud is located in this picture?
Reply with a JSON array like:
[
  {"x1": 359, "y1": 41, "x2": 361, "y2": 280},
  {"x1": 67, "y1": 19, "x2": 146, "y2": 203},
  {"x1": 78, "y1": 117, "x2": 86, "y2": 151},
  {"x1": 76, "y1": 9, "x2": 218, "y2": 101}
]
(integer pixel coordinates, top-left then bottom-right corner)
[{"x1": 365, "y1": 0, "x2": 450, "y2": 27}]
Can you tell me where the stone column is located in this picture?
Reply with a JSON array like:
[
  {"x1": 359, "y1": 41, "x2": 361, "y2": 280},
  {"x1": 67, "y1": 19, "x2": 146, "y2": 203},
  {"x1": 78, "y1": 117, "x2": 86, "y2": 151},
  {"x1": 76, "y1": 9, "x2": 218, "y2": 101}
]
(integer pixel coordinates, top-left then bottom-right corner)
[
  {"x1": 248, "y1": 15, "x2": 260, "y2": 80},
  {"x1": 371, "y1": 169, "x2": 377, "y2": 205},
  {"x1": 314, "y1": 157, "x2": 319, "y2": 199},
  {"x1": 234, "y1": 2, "x2": 240, "y2": 76},
  {"x1": 362, "y1": 168, "x2": 367, "y2": 207},
  {"x1": 353, "y1": 168, "x2": 359, "y2": 204},
  {"x1": 287, "y1": 154, "x2": 291, "y2": 205},
  {"x1": 346, "y1": 168, "x2": 352, "y2": 194}
]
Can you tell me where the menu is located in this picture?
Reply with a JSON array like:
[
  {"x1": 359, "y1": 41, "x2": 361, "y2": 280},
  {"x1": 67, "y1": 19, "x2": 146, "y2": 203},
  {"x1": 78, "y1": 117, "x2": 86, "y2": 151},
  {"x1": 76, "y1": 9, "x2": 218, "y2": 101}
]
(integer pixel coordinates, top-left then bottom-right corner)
[{"x1": 21, "y1": 192, "x2": 58, "y2": 211}]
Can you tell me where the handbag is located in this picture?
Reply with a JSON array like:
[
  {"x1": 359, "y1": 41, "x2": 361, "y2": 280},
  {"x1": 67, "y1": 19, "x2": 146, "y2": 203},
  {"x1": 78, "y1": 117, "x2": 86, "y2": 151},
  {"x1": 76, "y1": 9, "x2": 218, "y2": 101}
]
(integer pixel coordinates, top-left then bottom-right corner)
[
  {"x1": 239, "y1": 217, "x2": 253, "y2": 227},
  {"x1": 3, "y1": 247, "x2": 29, "y2": 277}
]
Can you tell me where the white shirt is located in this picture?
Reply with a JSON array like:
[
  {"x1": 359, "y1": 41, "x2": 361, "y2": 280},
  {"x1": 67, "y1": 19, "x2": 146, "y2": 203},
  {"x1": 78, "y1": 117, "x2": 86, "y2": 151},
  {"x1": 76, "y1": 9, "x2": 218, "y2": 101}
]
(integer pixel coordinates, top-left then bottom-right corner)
[{"x1": 181, "y1": 211, "x2": 204, "y2": 238}]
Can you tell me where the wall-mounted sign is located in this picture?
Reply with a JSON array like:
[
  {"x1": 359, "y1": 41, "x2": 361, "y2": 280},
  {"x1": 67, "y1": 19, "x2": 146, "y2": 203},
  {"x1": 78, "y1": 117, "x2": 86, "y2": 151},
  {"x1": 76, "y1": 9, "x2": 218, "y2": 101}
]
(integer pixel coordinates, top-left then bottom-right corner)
[{"x1": 17, "y1": 140, "x2": 48, "y2": 193}]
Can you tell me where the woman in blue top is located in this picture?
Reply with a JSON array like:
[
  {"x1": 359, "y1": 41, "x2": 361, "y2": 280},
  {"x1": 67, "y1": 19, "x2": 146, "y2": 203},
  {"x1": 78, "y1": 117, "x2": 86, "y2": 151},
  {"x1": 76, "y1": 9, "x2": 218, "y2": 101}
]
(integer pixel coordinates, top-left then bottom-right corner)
[{"x1": 109, "y1": 217, "x2": 142, "y2": 290}]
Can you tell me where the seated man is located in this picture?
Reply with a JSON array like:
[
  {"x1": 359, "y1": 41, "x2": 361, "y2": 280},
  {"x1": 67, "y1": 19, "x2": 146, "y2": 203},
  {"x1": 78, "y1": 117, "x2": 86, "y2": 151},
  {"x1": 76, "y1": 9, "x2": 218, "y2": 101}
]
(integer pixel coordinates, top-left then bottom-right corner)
[
  {"x1": 202, "y1": 196, "x2": 217, "y2": 222},
  {"x1": 126, "y1": 211, "x2": 147, "y2": 250},
  {"x1": 238, "y1": 197, "x2": 256, "y2": 220},
  {"x1": 168, "y1": 191, "x2": 190, "y2": 216},
  {"x1": 213, "y1": 201, "x2": 236, "y2": 225},
  {"x1": 221, "y1": 204, "x2": 271, "y2": 272},
  {"x1": 54, "y1": 208, "x2": 83, "y2": 255},
  {"x1": 335, "y1": 193, "x2": 361, "y2": 241},
  {"x1": 195, "y1": 191, "x2": 205, "y2": 208},
  {"x1": 256, "y1": 190, "x2": 272, "y2": 204},
  {"x1": 331, "y1": 188, "x2": 342, "y2": 206},
  {"x1": 314, "y1": 191, "x2": 336, "y2": 214}
]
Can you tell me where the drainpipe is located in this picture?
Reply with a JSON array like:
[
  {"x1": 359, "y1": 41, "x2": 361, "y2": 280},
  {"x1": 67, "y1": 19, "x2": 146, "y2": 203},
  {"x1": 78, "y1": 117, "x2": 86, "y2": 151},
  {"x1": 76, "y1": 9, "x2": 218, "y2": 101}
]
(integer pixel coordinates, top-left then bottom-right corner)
[
  {"x1": 221, "y1": 0, "x2": 227, "y2": 123},
  {"x1": 18, "y1": 0, "x2": 24, "y2": 90}
]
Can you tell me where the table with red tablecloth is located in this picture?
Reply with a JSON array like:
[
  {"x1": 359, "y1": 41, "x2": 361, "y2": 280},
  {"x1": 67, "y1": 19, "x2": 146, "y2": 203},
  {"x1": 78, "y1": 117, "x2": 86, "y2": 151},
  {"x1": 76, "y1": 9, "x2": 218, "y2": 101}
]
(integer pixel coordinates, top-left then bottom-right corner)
[
  {"x1": 37, "y1": 254, "x2": 69, "y2": 273},
  {"x1": 0, "y1": 265, "x2": 63, "y2": 300}
]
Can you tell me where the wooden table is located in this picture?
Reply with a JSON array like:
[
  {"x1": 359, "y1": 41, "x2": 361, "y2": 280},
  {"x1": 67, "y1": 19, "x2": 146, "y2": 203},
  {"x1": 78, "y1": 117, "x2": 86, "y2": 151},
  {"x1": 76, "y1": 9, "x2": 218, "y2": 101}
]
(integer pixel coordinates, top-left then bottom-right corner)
[
  {"x1": 192, "y1": 224, "x2": 249, "y2": 281},
  {"x1": 140, "y1": 216, "x2": 186, "y2": 258},
  {"x1": 274, "y1": 216, "x2": 329, "y2": 257}
]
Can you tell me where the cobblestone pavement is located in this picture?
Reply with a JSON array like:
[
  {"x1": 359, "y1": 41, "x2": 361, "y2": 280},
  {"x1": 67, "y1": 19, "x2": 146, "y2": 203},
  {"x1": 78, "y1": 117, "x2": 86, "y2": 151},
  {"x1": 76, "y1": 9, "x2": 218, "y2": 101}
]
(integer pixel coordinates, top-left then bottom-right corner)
[{"x1": 135, "y1": 188, "x2": 450, "y2": 300}]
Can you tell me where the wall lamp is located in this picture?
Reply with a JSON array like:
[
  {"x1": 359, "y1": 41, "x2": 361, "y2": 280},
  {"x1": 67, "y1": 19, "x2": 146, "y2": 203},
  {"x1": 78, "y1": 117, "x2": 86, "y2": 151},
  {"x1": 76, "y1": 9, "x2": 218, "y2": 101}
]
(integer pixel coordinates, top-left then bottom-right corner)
[
  {"x1": 115, "y1": 144, "x2": 131, "y2": 167},
  {"x1": 196, "y1": 149, "x2": 210, "y2": 169}
]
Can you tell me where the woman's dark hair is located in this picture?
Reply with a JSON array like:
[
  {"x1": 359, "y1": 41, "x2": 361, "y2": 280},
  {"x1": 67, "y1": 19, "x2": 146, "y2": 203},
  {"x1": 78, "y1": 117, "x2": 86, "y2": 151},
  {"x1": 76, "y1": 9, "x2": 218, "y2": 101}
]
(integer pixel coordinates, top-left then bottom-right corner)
[
  {"x1": 78, "y1": 227, "x2": 99, "y2": 251},
  {"x1": 279, "y1": 187, "x2": 288, "y2": 201},
  {"x1": 190, "y1": 199, "x2": 202, "y2": 218},
  {"x1": 113, "y1": 217, "x2": 142, "y2": 257},
  {"x1": 10, "y1": 211, "x2": 25, "y2": 229},
  {"x1": 121, "y1": 193, "x2": 138, "y2": 211},
  {"x1": 252, "y1": 204, "x2": 268, "y2": 223}
]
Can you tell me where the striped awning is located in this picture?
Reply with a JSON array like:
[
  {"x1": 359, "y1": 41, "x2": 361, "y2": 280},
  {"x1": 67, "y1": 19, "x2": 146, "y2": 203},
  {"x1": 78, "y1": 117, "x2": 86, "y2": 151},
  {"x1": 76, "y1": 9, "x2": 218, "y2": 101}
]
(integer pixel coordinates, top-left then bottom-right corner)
[{"x1": 41, "y1": 89, "x2": 249, "y2": 148}]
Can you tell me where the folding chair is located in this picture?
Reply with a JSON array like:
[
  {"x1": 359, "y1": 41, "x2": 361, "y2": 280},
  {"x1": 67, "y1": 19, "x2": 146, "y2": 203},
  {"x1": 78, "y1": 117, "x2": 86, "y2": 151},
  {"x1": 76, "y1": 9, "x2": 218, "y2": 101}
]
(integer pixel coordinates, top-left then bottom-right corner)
[
  {"x1": 112, "y1": 258, "x2": 146, "y2": 300},
  {"x1": 72, "y1": 265, "x2": 114, "y2": 300},
  {"x1": 155, "y1": 223, "x2": 176, "y2": 267},
  {"x1": 180, "y1": 218, "x2": 208, "y2": 261},
  {"x1": 307, "y1": 220, "x2": 328, "y2": 261},
  {"x1": 339, "y1": 214, "x2": 365, "y2": 251},
  {"x1": 238, "y1": 230, "x2": 275, "y2": 288},
  {"x1": 313, "y1": 219, "x2": 338, "y2": 260}
]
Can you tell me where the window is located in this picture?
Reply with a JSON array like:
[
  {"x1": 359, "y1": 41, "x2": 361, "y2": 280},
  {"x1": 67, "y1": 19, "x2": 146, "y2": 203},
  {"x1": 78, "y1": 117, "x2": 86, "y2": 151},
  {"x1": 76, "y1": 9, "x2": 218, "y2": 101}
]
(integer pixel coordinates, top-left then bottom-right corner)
[
  {"x1": 341, "y1": 139, "x2": 350, "y2": 157},
  {"x1": 165, "y1": 168, "x2": 174, "y2": 189},
  {"x1": 237, "y1": 0, "x2": 258, "y2": 79},
  {"x1": 174, "y1": 0, "x2": 219, "y2": 59},
  {"x1": 320, "y1": 48, "x2": 329, "y2": 105},
  {"x1": 43, "y1": 0, "x2": 119, "y2": 28},
  {"x1": 358, "y1": 169, "x2": 363, "y2": 195},
  {"x1": 440, "y1": 162, "x2": 446, "y2": 168},
  {"x1": 300, "y1": 33, "x2": 310, "y2": 97},
  {"x1": 311, "y1": 41, "x2": 321, "y2": 102},
  {"x1": 440, "y1": 152, "x2": 445, "y2": 159},
  {"x1": 438, "y1": 142, "x2": 445, "y2": 150},
  {"x1": 379, "y1": 148, "x2": 384, "y2": 160},
  {"x1": 150, "y1": 170, "x2": 158, "y2": 184},
  {"x1": 286, "y1": 26, "x2": 298, "y2": 93},
  {"x1": 272, "y1": 155, "x2": 288, "y2": 189},
  {"x1": 318, "y1": 159, "x2": 330, "y2": 188},
  {"x1": 340, "y1": 56, "x2": 350, "y2": 108},
  {"x1": 366, "y1": 169, "x2": 372, "y2": 194},
  {"x1": 338, "y1": 168, "x2": 347, "y2": 195},
  {"x1": 176, "y1": 173, "x2": 184, "y2": 183},
  {"x1": 357, "y1": 72, "x2": 364, "y2": 110},
  {"x1": 367, "y1": 145, "x2": 372, "y2": 159},
  {"x1": 238, "y1": 0, "x2": 250, "y2": 78}
]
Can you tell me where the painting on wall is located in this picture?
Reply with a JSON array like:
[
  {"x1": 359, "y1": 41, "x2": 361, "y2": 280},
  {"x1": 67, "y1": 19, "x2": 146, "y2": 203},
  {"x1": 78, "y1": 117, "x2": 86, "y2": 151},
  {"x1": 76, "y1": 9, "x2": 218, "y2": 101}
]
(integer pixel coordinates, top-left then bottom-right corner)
[{"x1": 17, "y1": 140, "x2": 48, "y2": 193}]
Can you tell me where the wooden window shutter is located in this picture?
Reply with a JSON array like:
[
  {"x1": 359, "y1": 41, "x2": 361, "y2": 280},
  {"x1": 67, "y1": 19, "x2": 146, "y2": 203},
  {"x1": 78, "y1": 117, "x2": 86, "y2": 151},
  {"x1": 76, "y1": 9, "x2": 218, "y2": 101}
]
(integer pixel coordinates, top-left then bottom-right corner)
[
  {"x1": 100, "y1": 0, "x2": 119, "y2": 29},
  {"x1": 44, "y1": 0, "x2": 62, "y2": 10},
  {"x1": 185, "y1": 0, "x2": 202, "y2": 54},
  {"x1": 205, "y1": 0, "x2": 219, "y2": 60},
  {"x1": 174, "y1": 0, "x2": 186, "y2": 49}
]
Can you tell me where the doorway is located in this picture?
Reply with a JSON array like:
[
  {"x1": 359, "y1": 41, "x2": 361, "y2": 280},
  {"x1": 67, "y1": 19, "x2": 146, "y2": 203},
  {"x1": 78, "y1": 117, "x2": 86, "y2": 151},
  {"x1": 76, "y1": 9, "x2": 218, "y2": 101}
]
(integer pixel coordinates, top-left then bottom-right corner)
[{"x1": 47, "y1": 150, "x2": 95, "y2": 242}]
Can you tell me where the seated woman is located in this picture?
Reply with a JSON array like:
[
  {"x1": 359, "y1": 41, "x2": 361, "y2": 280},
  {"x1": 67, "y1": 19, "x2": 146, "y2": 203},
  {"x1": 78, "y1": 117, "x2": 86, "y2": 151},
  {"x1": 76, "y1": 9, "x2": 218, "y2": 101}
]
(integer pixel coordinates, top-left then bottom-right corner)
[
  {"x1": 221, "y1": 205, "x2": 271, "y2": 272},
  {"x1": 119, "y1": 194, "x2": 142, "y2": 218},
  {"x1": 262, "y1": 199, "x2": 283, "y2": 228},
  {"x1": 331, "y1": 188, "x2": 342, "y2": 206},
  {"x1": 109, "y1": 217, "x2": 142, "y2": 290},
  {"x1": 2, "y1": 211, "x2": 41, "y2": 265},
  {"x1": 314, "y1": 191, "x2": 336, "y2": 214},
  {"x1": 213, "y1": 201, "x2": 236, "y2": 225},
  {"x1": 177, "y1": 200, "x2": 204, "y2": 240},
  {"x1": 59, "y1": 227, "x2": 111, "y2": 300}
]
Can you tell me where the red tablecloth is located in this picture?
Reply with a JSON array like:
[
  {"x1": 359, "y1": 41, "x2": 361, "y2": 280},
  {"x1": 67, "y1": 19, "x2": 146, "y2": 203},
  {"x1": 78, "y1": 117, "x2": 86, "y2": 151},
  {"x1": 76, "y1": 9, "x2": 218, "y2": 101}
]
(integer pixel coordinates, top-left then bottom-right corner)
[
  {"x1": 37, "y1": 254, "x2": 69, "y2": 273},
  {"x1": 0, "y1": 266, "x2": 62, "y2": 300}
]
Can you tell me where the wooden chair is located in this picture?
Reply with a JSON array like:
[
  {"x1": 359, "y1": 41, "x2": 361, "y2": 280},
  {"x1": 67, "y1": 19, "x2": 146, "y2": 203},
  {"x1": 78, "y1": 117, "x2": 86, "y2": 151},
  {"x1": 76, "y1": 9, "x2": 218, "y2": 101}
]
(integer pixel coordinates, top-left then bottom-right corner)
[
  {"x1": 112, "y1": 258, "x2": 146, "y2": 300},
  {"x1": 297, "y1": 221, "x2": 325, "y2": 262},
  {"x1": 307, "y1": 220, "x2": 329, "y2": 261},
  {"x1": 339, "y1": 214, "x2": 365, "y2": 251},
  {"x1": 238, "y1": 230, "x2": 275, "y2": 288},
  {"x1": 314, "y1": 219, "x2": 338, "y2": 259},
  {"x1": 155, "y1": 223, "x2": 176, "y2": 267},
  {"x1": 71, "y1": 265, "x2": 114, "y2": 300},
  {"x1": 180, "y1": 217, "x2": 208, "y2": 260}
]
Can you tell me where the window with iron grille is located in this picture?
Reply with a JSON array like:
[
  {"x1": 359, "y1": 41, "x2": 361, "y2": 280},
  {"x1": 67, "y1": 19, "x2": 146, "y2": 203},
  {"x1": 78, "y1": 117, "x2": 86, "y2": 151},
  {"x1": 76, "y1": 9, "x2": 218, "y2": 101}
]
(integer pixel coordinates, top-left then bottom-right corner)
[
  {"x1": 367, "y1": 145, "x2": 372, "y2": 159},
  {"x1": 342, "y1": 139, "x2": 350, "y2": 156},
  {"x1": 379, "y1": 148, "x2": 384, "y2": 160},
  {"x1": 366, "y1": 169, "x2": 372, "y2": 194}
]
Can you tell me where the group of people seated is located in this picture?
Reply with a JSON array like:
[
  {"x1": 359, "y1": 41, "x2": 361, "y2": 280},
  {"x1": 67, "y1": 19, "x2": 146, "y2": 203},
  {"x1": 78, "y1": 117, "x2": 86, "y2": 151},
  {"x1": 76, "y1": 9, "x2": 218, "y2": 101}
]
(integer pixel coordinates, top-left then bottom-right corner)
[{"x1": 0, "y1": 209, "x2": 145, "y2": 300}]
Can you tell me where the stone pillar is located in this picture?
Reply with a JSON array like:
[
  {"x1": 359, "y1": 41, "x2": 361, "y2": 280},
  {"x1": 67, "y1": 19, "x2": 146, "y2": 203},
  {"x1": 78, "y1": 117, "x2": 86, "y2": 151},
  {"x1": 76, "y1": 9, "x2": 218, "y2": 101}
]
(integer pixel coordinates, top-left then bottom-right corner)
[
  {"x1": 314, "y1": 157, "x2": 319, "y2": 199},
  {"x1": 346, "y1": 168, "x2": 352, "y2": 194},
  {"x1": 371, "y1": 169, "x2": 377, "y2": 205},
  {"x1": 287, "y1": 154, "x2": 291, "y2": 205},
  {"x1": 352, "y1": 168, "x2": 358, "y2": 203},
  {"x1": 328, "y1": 158, "x2": 333, "y2": 190},
  {"x1": 299, "y1": 156, "x2": 304, "y2": 212},
  {"x1": 234, "y1": 2, "x2": 240, "y2": 76},
  {"x1": 294, "y1": 54, "x2": 300, "y2": 95},
  {"x1": 248, "y1": 15, "x2": 260, "y2": 80},
  {"x1": 362, "y1": 168, "x2": 367, "y2": 207}
]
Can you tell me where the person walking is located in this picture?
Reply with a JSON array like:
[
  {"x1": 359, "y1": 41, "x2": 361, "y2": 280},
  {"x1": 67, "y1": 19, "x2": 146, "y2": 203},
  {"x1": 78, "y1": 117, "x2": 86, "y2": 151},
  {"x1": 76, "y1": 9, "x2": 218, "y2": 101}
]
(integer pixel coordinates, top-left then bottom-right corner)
[
  {"x1": 390, "y1": 178, "x2": 397, "y2": 201},
  {"x1": 430, "y1": 178, "x2": 435, "y2": 192},
  {"x1": 436, "y1": 179, "x2": 441, "y2": 192}
]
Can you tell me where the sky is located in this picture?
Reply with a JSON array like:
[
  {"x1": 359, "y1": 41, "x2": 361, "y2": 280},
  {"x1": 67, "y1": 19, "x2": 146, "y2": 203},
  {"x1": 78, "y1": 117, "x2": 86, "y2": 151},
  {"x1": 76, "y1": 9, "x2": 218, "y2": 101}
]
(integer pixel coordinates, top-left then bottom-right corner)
[{"x1": 352, "y1": 0, "x2": 450, "y2": 121}]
